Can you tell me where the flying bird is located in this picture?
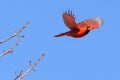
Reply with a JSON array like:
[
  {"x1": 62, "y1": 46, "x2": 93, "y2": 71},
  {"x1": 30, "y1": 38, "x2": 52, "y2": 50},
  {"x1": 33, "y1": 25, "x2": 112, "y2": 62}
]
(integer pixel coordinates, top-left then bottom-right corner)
[{"x1": 54, "y1": 10, "x2": 103, "y2": 38}]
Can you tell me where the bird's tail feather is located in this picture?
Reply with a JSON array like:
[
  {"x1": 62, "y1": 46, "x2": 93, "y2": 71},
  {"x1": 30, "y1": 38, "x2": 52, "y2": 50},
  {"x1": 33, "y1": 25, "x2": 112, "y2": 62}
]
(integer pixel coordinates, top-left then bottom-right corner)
[{"x1": 54, "y1": 32, "x2": 68, "y2": 37}]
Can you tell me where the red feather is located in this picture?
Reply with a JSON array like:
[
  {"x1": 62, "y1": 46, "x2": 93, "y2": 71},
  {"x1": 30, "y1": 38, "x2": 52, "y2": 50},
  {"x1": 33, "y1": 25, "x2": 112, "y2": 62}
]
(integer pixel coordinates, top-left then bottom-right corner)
[{"x1": 54, "y1": 10, "x2": 103, "y2": 38}]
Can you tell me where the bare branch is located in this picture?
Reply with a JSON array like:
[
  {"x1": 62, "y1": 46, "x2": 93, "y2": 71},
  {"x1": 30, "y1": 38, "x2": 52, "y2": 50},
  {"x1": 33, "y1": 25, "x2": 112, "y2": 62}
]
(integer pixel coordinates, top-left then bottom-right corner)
[
  {"x1": 0, "y1": 21, "x2": 29, "y2": 44},
  {"x1": 15, "y1": 70, "x2": 24, "y2": 80},
  {"x1": 0, "y1": 36, "x2": 23, "y2": 57},
  {"x1": 16, "y1": 53, "x2": 45, "y2": 80}
]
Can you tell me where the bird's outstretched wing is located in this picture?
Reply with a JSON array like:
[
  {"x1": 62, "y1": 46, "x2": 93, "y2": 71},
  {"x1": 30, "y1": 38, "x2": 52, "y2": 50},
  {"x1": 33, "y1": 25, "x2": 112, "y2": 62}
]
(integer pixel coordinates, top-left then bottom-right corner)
[
  {"x1": 63, "y1": 10, "x2": 78, "y2": 30},
  {"x1": 78, "y1": 17, "x2": 103, "y2": 30}
]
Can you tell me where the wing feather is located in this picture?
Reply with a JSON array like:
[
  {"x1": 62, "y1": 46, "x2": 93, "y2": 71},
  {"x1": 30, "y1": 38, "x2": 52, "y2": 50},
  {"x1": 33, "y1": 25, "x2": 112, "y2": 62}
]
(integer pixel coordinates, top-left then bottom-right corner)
[
  {"x1": 63, "y1": 10, "x2": 78, "y2": 30},
  {"x1": 82, "y1": 17, "x2": 103, "y2": 30}
]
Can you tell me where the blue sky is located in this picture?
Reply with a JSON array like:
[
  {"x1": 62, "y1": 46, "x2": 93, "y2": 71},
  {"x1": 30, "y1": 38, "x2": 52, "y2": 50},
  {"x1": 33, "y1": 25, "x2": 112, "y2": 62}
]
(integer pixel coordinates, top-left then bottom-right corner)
[{"x1": 0, "y1": 0, "x2": 120, "y2": 80}]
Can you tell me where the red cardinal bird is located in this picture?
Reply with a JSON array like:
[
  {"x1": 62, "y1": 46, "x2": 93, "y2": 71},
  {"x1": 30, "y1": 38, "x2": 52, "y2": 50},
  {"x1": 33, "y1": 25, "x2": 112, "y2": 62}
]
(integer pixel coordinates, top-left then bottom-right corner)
[{"x1": 54, "y1": 10, "x2": 103, "y2": 38}]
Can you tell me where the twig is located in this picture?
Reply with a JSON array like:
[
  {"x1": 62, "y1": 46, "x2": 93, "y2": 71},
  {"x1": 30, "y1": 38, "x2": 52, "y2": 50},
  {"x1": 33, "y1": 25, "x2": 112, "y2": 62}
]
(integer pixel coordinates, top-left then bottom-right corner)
[
  {"x1": 15, "y1": 70, "x2": 24, "y2": 80},
  {"x1": 0, "y1": 21, "x2": 29, "y2": 44},
  {"x1": 0, "y1": 36, "x2": 23, "y2": 57},
  {"x1": 17, "y1": 53, "x2": 45, "y2": 80}
]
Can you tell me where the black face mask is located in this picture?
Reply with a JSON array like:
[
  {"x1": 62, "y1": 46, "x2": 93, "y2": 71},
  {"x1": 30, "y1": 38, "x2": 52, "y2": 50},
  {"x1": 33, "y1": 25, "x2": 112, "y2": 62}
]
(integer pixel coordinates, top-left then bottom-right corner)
[{"x1": 85, "y1": 26, "x2": 90, "y2": 35}]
